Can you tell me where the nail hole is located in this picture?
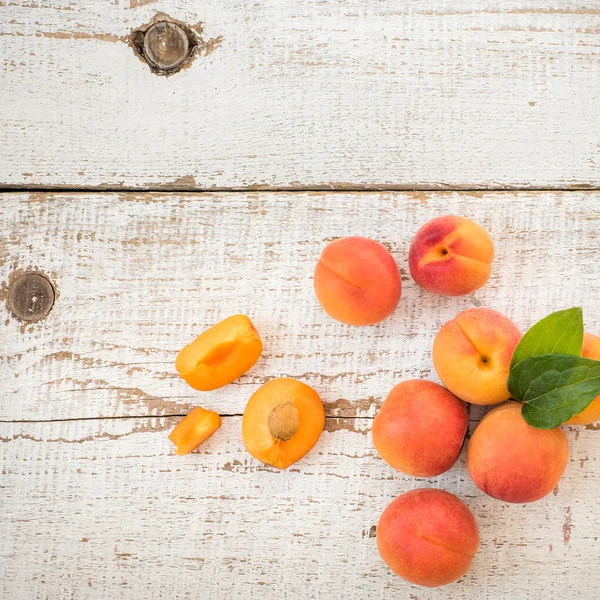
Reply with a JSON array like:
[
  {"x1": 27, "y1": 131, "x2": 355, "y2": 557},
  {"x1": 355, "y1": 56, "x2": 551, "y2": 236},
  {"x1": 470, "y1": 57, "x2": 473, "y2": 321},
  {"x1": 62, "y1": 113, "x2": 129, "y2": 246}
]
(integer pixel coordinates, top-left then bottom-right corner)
[
  {"x1": 481, "y1": 356, "x2": 489, "y2": 364},
  {"x1": 441, "y1": 249, "x2": 449, "y2": 256},
  {"x1": 7, "y1": 272, "x2": 55, "y2": 323}
]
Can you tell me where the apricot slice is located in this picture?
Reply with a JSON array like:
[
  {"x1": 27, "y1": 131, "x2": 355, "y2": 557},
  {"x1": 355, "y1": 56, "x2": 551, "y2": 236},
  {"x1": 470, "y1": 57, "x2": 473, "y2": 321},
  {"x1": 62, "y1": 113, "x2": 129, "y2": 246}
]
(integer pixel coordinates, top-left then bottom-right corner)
[
  {"x1": 242, "y1": 378, "x2": 325, "y2": 469},
  {"x1": 175, "y1": 315, "x2": 262, "y2": 391},
  {"x1": 169, "y1": 407, "x2": 221, "y2": 456}
]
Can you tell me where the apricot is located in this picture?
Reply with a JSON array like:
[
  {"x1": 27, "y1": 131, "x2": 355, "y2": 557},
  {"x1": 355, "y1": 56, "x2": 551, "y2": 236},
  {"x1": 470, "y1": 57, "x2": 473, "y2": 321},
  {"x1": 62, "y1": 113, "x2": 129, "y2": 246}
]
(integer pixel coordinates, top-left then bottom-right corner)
[
  {"x1": 175, "y1": 315, "x2": 262, "y2": 391},
  {"x1": 242, "y1": 378, "x2": 325, "y2": 469},
  {"x1": 567, "y1": 332, "x2": 600, "y2": 425},
  {"x1": 372, "y1": 380, "x2": 467, "y2": 477},
  {"x1": 432, "y1": 307, "x2": 522, "y2": 405},
  {"x1": 313, "y1": 236, "x2": 401, "y2": 326},
  {"x1": 467, "y1": 403, "x2": 569, "y2": 503},
  {"x1": 377, "y1": 489, "x2": 479, "y2": 587},
  {"x1": 169, "y1": 407, "x2": 221, "y2": 456},
  {"x1": 409, "y1": 215, "x2": 494, "y2": 296}
]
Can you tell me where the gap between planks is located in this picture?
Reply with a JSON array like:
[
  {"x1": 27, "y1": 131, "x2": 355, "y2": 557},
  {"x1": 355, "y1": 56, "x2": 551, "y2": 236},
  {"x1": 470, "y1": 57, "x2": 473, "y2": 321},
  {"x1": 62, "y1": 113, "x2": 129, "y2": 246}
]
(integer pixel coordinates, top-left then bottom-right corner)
[{"x1": 1, "y1": 185, "x2": 600, "y2": 194}]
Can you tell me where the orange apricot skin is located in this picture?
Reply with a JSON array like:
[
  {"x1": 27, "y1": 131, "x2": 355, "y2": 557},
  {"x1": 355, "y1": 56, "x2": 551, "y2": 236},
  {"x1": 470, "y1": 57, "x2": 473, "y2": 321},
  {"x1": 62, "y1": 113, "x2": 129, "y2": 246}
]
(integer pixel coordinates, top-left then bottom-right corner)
[
  {"x1": 372, "y1": 380, "x2": 467, "y2": 477},
  {"x1": 567, "y1": 333, "x2": 600, "y2": 425},
  {"x1": 467, "y1": 403, "x2": 569, "y2": 503},
  {"x1": 169, "y1": 407, "x2": 222, "y2": 456},
  {"x1": 432, "y1": 307, "x2": 522, "y2": 405},
  {"x1": 314, "y1": 236, "x2": 401, "y2": 326},
  {"x1": 409, "y1": 215, "x2": 494, "y2": 296},
  {"x1": 377, "y1": 489, "x2": 479, "y2": 588},
  {"x1": 175, "y1": 315, "x2": 262, "y2": 391},
  {"x1": 242, "y1": 378, "x2": 325, "y2": 470}
]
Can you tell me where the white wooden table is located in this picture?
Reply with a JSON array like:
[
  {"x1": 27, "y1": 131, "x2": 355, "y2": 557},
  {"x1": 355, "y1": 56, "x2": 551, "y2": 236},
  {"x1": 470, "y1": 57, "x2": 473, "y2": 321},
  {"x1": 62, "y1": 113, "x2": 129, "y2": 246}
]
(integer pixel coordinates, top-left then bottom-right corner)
[{"x1": 1, "y1": 3, "x2": 600, "y2": 599}]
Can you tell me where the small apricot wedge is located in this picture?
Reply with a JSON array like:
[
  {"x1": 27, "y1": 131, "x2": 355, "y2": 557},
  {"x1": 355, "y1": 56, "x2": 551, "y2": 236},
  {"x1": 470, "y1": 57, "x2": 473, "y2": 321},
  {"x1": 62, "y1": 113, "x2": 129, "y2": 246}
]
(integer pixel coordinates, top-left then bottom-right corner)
[
  {"x1": 169, "y1": 407, "x2": 221, "y2": 456},
  {"x1": 242, "y1": 378, "x2": 325, "y2": 469},
  {"x1": 176, "y1": 315, "x2": 262, "y2": 391}
]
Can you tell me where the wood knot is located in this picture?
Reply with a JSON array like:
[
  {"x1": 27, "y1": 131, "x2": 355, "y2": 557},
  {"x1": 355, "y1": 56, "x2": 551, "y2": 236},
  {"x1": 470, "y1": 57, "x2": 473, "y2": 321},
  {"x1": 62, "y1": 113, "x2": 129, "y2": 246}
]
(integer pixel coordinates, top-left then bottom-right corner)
[
  {"x1": 144, "y1": 22, "x2": 189, "y2": 71},
  {"x1": 7, "y1": 272, "x2": 55, "y2": 322},
  {"x1": 129, "y1": 14, "x2": 201, "y2": 76}
]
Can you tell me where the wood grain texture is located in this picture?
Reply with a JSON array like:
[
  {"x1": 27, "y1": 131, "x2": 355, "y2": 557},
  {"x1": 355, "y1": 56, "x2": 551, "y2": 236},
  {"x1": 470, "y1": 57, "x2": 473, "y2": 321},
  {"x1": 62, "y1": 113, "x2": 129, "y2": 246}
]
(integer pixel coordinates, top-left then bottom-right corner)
[
  {"x1": 1, "y1": 416, "x2": 599, "y2": 599},
  {"x1": 2, "y1": 191, "x2": 600, "y2": 423},
  {"x1": 2, "y1": 191, "x2": 600, "y2": 598},
  {"x1": 1, "y1": 2, "x2": 599, "y2": 189}
]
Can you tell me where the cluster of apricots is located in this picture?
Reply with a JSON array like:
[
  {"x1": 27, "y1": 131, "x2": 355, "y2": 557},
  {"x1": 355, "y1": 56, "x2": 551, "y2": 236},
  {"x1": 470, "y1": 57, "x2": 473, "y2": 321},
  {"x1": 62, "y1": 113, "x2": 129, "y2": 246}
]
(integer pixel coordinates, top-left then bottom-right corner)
[{"x1": 169, "y1": 214, "x2": 600, "y2": 589}]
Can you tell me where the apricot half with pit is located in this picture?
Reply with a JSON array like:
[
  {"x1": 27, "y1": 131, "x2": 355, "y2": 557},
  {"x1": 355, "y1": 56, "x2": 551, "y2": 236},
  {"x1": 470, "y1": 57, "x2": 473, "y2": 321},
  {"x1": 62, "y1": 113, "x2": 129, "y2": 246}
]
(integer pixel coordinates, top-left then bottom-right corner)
[{"x1": 242, "y1": 378, "x2": 325, "y2": 469}]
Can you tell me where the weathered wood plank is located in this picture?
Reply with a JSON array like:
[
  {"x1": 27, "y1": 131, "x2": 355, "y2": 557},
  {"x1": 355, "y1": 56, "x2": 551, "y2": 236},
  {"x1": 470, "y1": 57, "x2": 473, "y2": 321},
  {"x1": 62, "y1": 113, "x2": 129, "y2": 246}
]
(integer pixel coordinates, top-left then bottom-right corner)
[
  {"x1": 1, "y1": 191, "x2": 600, "y2": 422},
  {"x1": 0, "y1": 416, "x2": 598, "y2": 599},
  {"x1": 0, "y1": 2, "x2": 599, "y2": 189}
]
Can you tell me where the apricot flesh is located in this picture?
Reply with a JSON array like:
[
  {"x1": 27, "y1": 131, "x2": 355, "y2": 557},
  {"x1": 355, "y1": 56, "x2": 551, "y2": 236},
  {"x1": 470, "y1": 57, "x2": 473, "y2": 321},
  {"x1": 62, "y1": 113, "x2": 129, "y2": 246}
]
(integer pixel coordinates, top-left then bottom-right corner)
[
  {"x1": 175, "y1": 315, "x2": 262, "y2": 391},
  {"x1": 467, "y1": 403, "x2": 569, "y2": 503},
  {"x1": 169, "y1": 407, "x2": 221, "y2": 456},
  {"x1": 372, "y1": 380, "x2": 467, "y2": 477},
  {"x1": 377, "y1": 488, "x2": 479, "y2": 588},
  {"x1": 314, "y1": 236, "x2": 401, "y2": 326},
  {"x1": 567, "y1": 332, "x2": 600, "y2": 425},
  {"x1": 242, "y1": 378, "x2": 325, "y2": 469},
  {"x1": 432, "y1": 307, "x2": 522, "y2": 405},
  {"x1": 409, "y1": 215, "x2": 494, "y2": 296}
]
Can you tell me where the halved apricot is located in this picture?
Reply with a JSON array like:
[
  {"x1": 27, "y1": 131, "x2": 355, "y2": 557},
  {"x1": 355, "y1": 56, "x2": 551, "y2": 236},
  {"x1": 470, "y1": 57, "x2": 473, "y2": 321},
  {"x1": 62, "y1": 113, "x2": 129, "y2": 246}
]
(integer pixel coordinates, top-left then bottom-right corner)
[
  {"x1": 242, "y1": 378, "x2": 325, "y2": 469},
  {"x1": 169, "y1": 407, "x2": 222, "y2": 456},
  {"x1": 175, "y1": 315, "x2": 262, "y2": 391}
]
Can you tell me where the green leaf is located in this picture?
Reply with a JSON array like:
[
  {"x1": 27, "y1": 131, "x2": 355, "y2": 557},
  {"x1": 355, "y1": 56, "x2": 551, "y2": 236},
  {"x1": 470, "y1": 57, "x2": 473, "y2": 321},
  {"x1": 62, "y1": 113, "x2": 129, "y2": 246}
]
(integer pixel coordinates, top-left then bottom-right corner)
[
  {"x1": 508, "y1": 354, "x2": 600, "y2": 429},
  {"x1": 510, "y1": 307, "x2": 583, "y2": 369}
]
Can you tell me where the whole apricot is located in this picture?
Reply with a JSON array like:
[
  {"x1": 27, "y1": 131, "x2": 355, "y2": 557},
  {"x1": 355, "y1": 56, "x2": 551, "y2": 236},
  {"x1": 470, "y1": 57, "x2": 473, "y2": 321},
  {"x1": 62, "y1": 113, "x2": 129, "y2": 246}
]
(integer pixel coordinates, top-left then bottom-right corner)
[
  {"x1": 467, "y1": 403, "x2": 569, "y2": 503},
  {"x1": 242, "y1": 378, "x2": 325, "y2": 469},
  {"x1": 372, "y1": 380, "x2": 467, "y2": 477},
  {"x1": 377, "y1": 489, "x2": 479, "y2": 587},
  {"x1": 314, "y1": 236, "x2": 401, "y2": 326},
  {"x1": 567, "y1": 332, "x2": 600, "y2": 425},
  {"x1": 409, "y1": 215, "x2": 494, "y2": 296},
  {"x1": 432, "y1": 307, "x2": 522, "y2": 405}
]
